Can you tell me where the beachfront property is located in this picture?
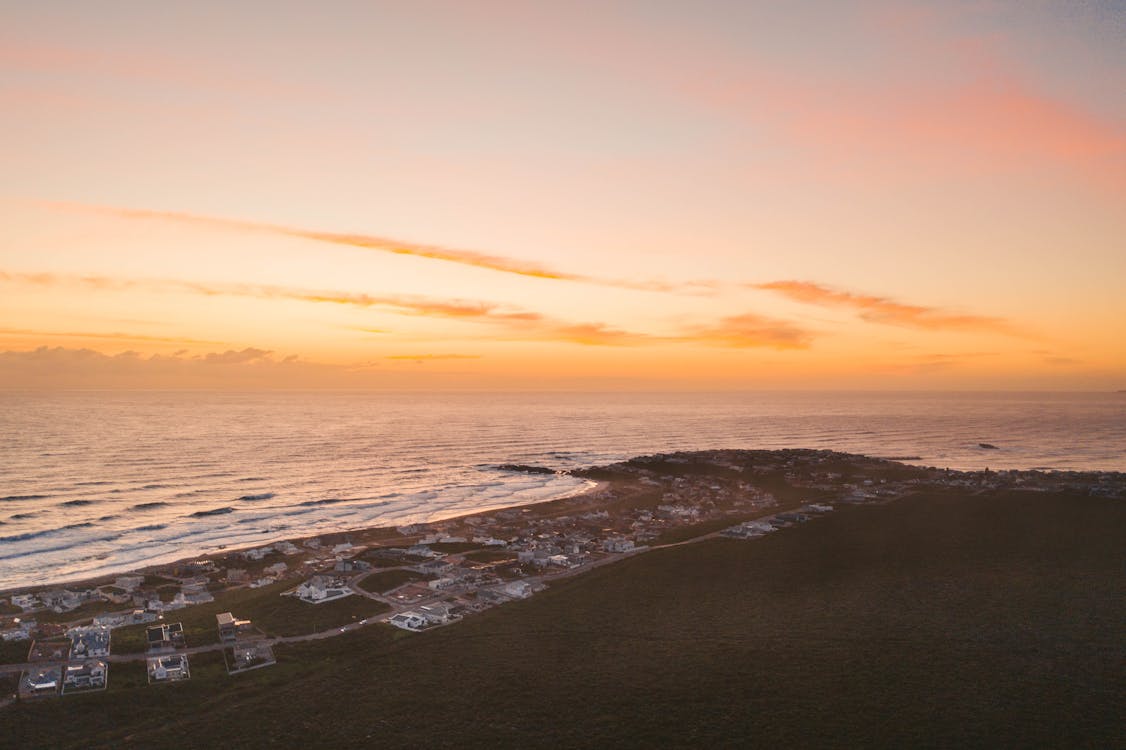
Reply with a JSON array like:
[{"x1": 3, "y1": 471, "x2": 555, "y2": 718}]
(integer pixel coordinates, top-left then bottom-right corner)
[
  {"x1": 62, "y1": 659, "x2": 107, "y2": 693},
  {"x1": 21, "y1": 665, "x2": 63, "y2": 698},
  {"x1": 226, "y1": 643, "x2": 276, "y2": 675},
  {"x1": 146, "y1": 622, "x2": 186, "y2": 653},
  {"x1": 293, "y1": 575, "x2": 352, "y2": 604},
  {"x1": 11, "y1": 593, "x2": 39, "y2": 610},
  {"x1": 216, "y1": 612, "x2": 254, "y2": 643},
  {"x1": 148, "y1": 653, "x2": 190, "y2": 683},
  {"x1": 40, "y1": 589, "x2": 88, "y2": 614},
  {"x1": 67, "y1": 625, "x2": 111, "y2": 658},
  {"x1": 114, "y1": 575, "x2": 144, "y2": 592}
]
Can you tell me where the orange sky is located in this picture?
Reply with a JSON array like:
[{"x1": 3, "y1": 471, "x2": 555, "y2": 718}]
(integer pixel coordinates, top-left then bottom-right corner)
[{"x1": 1, "y1": 1, "x2": 1124, "y2": 389}]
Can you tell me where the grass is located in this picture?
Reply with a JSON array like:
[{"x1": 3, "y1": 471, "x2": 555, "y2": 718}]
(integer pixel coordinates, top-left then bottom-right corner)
[
  {"x1": 1, "y1": 489, "x2": 1123, "y2": 748},
  {"x1": 0, "y1": 639, "x2": 30, "y2": 665},
  {"x1": 33, "y1": 600, "x2": 116, "y2": 625},
  {"x1": 426, "y1": 542, "x2": 484, "y2": 554},
  {"x1": 463, "y1": 548, "x2": 516, "y2": 563},
  {"x1": 109, "y1": 581, "x2": 389, "y2": 654},
  {"x1": 355, "y1": 570, "x2": 425, "y2": 595}
]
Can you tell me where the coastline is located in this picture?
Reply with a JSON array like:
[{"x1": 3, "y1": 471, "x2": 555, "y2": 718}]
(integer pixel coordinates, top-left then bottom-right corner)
[{"x1": 0, "y1": 476, "x2": 604, "y2": 596}]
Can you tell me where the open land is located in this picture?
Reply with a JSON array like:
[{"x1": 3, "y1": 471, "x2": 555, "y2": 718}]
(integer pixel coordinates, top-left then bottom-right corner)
[{"x1": 0, "y1": 449, "x2": 1124, "y2": 747}]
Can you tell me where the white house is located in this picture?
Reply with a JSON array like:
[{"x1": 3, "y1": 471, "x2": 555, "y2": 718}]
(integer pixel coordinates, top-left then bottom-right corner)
[
  {"x1": 418, "y1": 603, "x2": 454, "y2": 624},
  {"x1": 388, "y1": 612, "x2": 427, "y2": 631},
  {"x1": 11, "y1": 593, "x2": 38, "y2": 610},
  {"x1": 504, "y1": 580, "x2": 535, "y2": 599},
  {"x1": 602, "y1": 537, "x2": 635, "y2": 553},
  {"x1": 294, "y1": 576, "x2": 352, "y2": 604}
]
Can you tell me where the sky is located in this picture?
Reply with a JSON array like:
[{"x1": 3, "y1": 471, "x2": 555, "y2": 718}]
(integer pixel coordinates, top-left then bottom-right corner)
[{"x1": 1, "y1": 0, "x2": 1124, "y2": 390}]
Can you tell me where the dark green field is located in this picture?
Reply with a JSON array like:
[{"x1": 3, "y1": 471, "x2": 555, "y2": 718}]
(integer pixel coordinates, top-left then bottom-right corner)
[
  {"x1": 2, "y1": 489, "x2": 1123, "y2": 748},
  {"x1": 356, "y1": 569, "x2": 426, "y2": 594},
  {"x1": 111, "y1": 580, "x2": 389, "y2": 653}
]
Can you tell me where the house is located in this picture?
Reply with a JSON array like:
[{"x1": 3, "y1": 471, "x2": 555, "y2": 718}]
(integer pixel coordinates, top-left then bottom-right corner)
[
  {"x1": 602, "y1": 537, "x2": 636, "y2": 553},
  {"x1": 97, "y1": 587, "x2": 132, "y2": 605},
  {"x1": 63, "y1": 660, "x2": 107, "y2": 692},
  {"x1": 0, "y1": 628, "x2": 30, "y2": 641},
  {"x1": 11, "y1": 593, "x2": 38, "y2": 610},
  {"x1": 428, "y1": 578, "x2": 459, "y2": 590},
  {"x1": 418, "y1": 603, "x2": 454, "y2": 625},
  {"x1": 226, "y1": 568, "x2": 249, "y2": 584},
  {"x1": 243, "y1": 546, "x2": 274, "y2": 561},
  {"x1": 276, "y1": 541, "x2": 301, "y2": 555},
  {"x1": 472, "y1": 536, "x2": 507, "y2": 547},
  {"x1": 331, "y1": 542, "x2": 353, "y2": 555},
  {"x1": 67, "y1": 625, "x2": 111, "y2": 658},
  {"x1": 476, "y1": 587, "x2": 511, "y2": 604},
  {"x1": 334, "y1": 558, "x2": 371, "y2": 573},
  {"x1": 172, "y1": 586, "x2": 214, "y2": 607},
  {"x1": 416, "y1": 559, "x2": 453, "y2": 577},
  {"x1": 42, "y1": 589, "x2": 85, "y2": 613},
  {"x1": 388, "y1": 612, "x2": 427, "y2": 631},
  {"x1": 146, "y1": 622, "x2": 186, "y2": 653},
  {"x1": 263, "y1": 562, "x2": 288, "y2": 577},
  {"x1": 504, "y1": 580, "x2": 536, "y2": 599},
  {"x1": 216, "y1": 612, "x2": 254, "y2": 642},
  {"x1": 228, "y1": 643, "x2": 276, "y2": 673},
  {"x1": 114, "y1": 575, "x2": 144, "y2": 591},
  {"x1": 294, "y1": 576, "x2": 352, "y2": 604},
  {"x1": 24, "y1": 667, "x2": 61, "y2": 695},
  {"x1": 148, "y1": 654, "x2": 190, "y2": 682}
]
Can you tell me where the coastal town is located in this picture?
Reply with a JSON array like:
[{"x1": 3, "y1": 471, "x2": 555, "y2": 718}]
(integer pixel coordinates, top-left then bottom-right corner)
[{"x1": 2, "y1": 449, "x2": 1124, "y2": 704}]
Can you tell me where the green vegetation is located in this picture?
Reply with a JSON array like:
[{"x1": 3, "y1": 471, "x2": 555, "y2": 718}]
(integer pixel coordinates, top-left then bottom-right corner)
[
  {"x1": 0, "y1": 639, "x2": 30, "y2": 665},
  {"x1": 652, "y1": 515, "x2": 760, "y2": 545},
  {"x1": 109, "y1": 581, "x2": 389, "y2": 655},
  {"x1": 426, "y1": 542, "x2": 484, "y2": 554},
  {"x1": 33, "y1": 600, "x2": 116, "y2": 625},
  {"x1": 355, "y1": 570, "x2": 425, "y2": 595},
  {"x1": 2, "y1": 489, "x2": 1123, "y2": 748},
  {"x1": 0, "y1": 602, "x2": 22, "y2": 616},
  {"x1": 464, "y1": 548, "x2": 517, "y2": 564}
]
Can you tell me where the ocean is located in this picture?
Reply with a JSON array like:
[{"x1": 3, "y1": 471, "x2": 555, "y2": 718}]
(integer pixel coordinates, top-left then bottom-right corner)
[{"x1": 1, "y1": 390, "x2": 1124, "y2": 590}]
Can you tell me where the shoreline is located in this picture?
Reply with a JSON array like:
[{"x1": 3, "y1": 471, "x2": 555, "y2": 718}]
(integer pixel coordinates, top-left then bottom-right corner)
[
  {"x1": 0, "y1": 477, "x2": 606, "y2": 596},
  {"x1": 4, "y1": 447, "x2": 1124, "y2": 599}
]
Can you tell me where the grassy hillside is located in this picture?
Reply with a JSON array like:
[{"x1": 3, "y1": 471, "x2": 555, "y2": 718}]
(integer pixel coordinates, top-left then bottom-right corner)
[{"x1": 3, "y1": 489, "x2": 1123, "y2": 748}]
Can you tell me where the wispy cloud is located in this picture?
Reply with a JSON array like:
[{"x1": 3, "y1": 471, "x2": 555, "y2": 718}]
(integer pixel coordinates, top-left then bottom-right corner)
[
  {"x1": 385, "y1": 353, "x2": 481, "y2": 361},
  {"x1": 689, "y1": 312, "x2": 814, "y2": 350},
  {"x1": 1, "y1": 269, "x2": 815, "y2": 351},
  {"x1": 0, "y1": 270, "x2": 542, "y2": 325},
  {"x1": 754, "y1": 280, "x2": 1025, "y2": 337},
  {"x1": 38, "y1": 201, "x2": 713, "y2": 294},
  {"x1": 0, "y1": 327, "x2": 226, "y2": 346}
]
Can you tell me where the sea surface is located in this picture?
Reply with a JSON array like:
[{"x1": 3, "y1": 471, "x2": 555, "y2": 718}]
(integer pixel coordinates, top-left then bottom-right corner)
[{"x1": 1, "y1": 390, "x2": 1124, "y2": 590}]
